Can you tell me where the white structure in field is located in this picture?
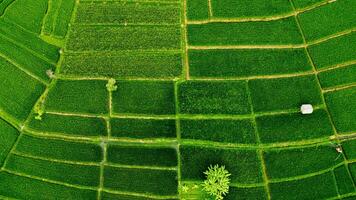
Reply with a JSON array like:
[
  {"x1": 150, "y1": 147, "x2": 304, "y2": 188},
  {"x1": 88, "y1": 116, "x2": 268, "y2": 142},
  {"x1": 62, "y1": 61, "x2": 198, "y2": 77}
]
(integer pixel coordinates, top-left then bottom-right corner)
[{"x1": 300, "y1": 104, "x2": 313, "y2": 114}]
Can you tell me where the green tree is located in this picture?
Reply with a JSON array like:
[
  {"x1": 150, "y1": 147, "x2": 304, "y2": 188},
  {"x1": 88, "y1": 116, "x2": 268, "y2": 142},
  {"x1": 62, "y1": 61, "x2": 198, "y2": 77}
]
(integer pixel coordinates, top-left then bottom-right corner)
[{"x1": 202, "y1": 165, "x2": 231, "y2": 200}]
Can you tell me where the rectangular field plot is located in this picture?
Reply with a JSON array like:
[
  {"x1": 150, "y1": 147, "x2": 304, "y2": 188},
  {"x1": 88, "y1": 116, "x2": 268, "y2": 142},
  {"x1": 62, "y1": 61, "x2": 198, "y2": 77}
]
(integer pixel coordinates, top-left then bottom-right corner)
[
  {"x1": 66, "y1": 25, "x2": 181, "y2": 51},
  {"x1": 0, "y1": 19, "x2": 59, "y2": 62},
  {"x1": 178, "y1": 81, "x2": 251, "y2": 114},
  {"x1": 112, "y1": 81, "x2": 175, "y2": 115},
  {"x1": 42, "y1": 0, "x2": 75, "y2": 38},
  {"x1": 249, "y1": 75, "x2": 323, "y2": 112},
  {"x1": 61, "y1": 51, "x2": 182, "y2": 78},
  {"x1": 104, "y1": 167, "x2": 178, "y2": 196},
  {"x1": 15, "y1": 134, "x2": 103, "y2": 163},
  {"x1": 27, "y1": 113, "x2": 107, "y2": 137},
  {"x1": 226, "y1": 186, "x2": 267, "y2": 200},
  {"x1": 76, "y1": 1, "x2": 180, "y2": 25},
  {"x1": 333, "y1": 165, "x2": 356, "y2": 195},
  {"x1": 4, "y1": 154, "x2": 100, "y2": 187},
  {"x1": 269, "y1": 172, "x2": 338, "y2": 200},
  {"x1": 342, "y1": 139, "x2": 356, "y2": 160},
  {"x1": 298, "y1": 0, "x2": 356, "y2": 42},
  {"x1": 0, "y1": 118, "x2": 19, "y2": 166},
  {"x1": 308, "y1": 32, "x2": 356, "y2": 70},
  {"x1": 111, "y1": 118, "x2": 176, "y2": 139},
  {"x1": 180, "y1": 118, "x2": 257, "y2": 144},
  {"x1": 189, "y1": 48, "x2": 312, "y2": 78},
  {"x1": 101, "y1": 192, "x2": 171, "y2": 200},
  {"x1": 186, "y1": 0, "x2": 209, "y2": 20},
  {"x1": 350, "y1": 163, "x2": 356, "y2": 184},
  {"x1": 256, "y1": 109, "x2": 333, "y2": 143},
  {"x1": 187, "y1": 17, "x2": 303, "y2": 46},
  {"x1": 0, "y1": 34, "x2": 55, "y2": 83},
  {"x1": 263, "y1": 145, "x2": 341, "y2": 179},
  {"x1": 0, "y1": 171, "x2": 97, "y2": 200},
  {"x1": 318, "y1": 64, "x2": 356, "y2": 89},
  {"x1": 107, "y1": 144, "x2": 177, "y2": 167},
  {"x1": 1, "y1": 0, "x2": 48, "y2": 34},
  {"x1": 45, "y1": 80, "x2": 109, "y2": 114},
  {"x1": 0, "y1": 57, "x2": 46, "y2": 121},
  {"x1": 180, "y1": 146, "x2": 263, "y2": 184},
  {"x1": 210, "y1": 0, "x2": 293, "y2": 18},
  {"x1": 325, "y1": 87, "x2": 356, "y2": 133}
]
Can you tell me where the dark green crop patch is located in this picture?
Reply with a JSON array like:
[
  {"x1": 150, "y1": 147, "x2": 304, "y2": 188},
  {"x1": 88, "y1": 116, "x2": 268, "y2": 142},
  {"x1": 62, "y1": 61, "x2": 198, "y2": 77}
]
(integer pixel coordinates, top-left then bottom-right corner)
[
  {"x1": 45, "y1": 80, "x2": 109, "y2": 114},
  {"x1": 180, "y1": 146, "x2": 263, "y2": 184},
  {"x1": 325, "y1": 87, "x2": 356, "y2": 133},
  {"x1": 263, "y1": 145, "x2": 341, "y2": 179},
  {"x1": 27, "y1": 113, "x2": 107, "y2": 137},
  {"x1": 178, "y1": 81, "x2": 251, "y2": 114},
  {"x1": 256, "y1": 109, "x2": 333, "y2": 143},
  {"x1": 15, "y1": 135, "x2": 103, "y2": 163},
  {"x1": 333, "y1": 165, "x2": 356, "y2": 195},
  {"x1": 106, "y1": 144, "x2": 178, "y2": 167},
  {"x1": 189, "y1": 48, "x2": 312, "y2": 78},
  {"x1": 249, "y1": 75, "x2": 323, "y2": 112},
  {"x1": 112, "y1": 81, "x2": 176, "y2": 115},
  {"x1": 110, "y1": 118, "x2": 176, "y2": 139},
  {"x1": 180, "y1": 118, "x2": 257, "y2": 144},
  {"x1": 0, "y1": 118, "x2": 19, "y2": 166}
]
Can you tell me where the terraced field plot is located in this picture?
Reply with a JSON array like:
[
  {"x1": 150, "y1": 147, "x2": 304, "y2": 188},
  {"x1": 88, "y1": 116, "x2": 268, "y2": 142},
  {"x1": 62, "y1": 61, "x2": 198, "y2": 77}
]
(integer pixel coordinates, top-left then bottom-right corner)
[{"x1": 0, "y1": 0, "x2": 355, "y2": 199}]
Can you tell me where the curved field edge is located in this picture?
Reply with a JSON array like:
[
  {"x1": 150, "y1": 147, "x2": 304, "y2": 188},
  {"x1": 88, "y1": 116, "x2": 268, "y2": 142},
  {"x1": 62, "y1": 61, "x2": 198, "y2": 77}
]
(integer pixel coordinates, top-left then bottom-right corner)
[{"x1": 0, "y1": 0, "x2": 355, "y2": 199}]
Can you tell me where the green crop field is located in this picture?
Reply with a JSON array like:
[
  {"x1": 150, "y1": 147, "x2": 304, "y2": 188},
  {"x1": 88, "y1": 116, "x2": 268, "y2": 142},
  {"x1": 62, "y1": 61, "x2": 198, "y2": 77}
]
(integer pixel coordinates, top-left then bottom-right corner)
[{"x1": 0, "y1": 0, "x2": 355, "y2": 199}]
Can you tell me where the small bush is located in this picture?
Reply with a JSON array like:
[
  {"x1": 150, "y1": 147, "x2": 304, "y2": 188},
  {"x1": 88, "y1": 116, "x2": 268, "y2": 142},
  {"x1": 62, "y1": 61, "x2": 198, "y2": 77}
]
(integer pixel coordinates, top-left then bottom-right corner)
[{"x1": 202, "y1": 164, "x2": 231, "y2": 200}]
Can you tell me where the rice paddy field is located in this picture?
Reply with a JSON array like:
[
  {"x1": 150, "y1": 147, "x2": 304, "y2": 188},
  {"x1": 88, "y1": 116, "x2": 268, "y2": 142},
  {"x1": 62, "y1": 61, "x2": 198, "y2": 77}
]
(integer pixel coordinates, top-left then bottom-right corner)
[{"x1": 0, "y1": 0, "x2": 355, "y2": 199}]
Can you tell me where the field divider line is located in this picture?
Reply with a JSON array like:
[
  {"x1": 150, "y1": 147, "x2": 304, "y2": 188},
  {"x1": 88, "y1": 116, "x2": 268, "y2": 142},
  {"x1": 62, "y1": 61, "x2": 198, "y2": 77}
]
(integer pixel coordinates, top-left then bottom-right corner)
[
  {"x1": 327, "y1": 192, "x2": 356, "y2": 200},
  {"x1": 39, "y1": 0, "x2": 51, "y2": 36},
  {"x1": 0, "y1": 53, "x2": 49, "y2": 85},
  {"x1": 207, "y1": 0, "x2": 213, "y2": 17},
  {"x1": 0, "y1": 32, "x2": 57, "y2": 66},
  {"x1": 22, "y1": 128, "x2": 179, "y2": 145},
  {"x1": 11, "y1": 151, "x2": 100, "y2": 166},
  {"x1": 245, "y1": 80, "x2": 271, "y2": 199},
  {"x1": 2, "y1": 168, "x2": 97, "y2": 190},
  {"x1": 105, "y1": 163, "x2": 178, "y2": 171},
  {"x1": 183, "y1": 180, "x2": 266, "y2": 188},
  {"x1": 102, "y1": 188, "x2": 179, "y2": 200},
  {"x1": 289, "y1": 0, "x2": 356, "y2": 194},
  {"x1": 333, "y1": 132, "x2": 356, "y2": 141},
  {"x1": 268, "y1": 161, "x2": 345, "y2": 184},
  {"x1": 41, "y1": 105, "x2": 324, "y2": 121},
  {"x1": 331, "y1": 168, "x2": 341, "y2": 198},
  {"x1": 174, "y1": 81, "x2": 182, "y2": 197},
  {"x1": 188, "y1": 44, "x2": 305, "y2": 50},
  {"x1": 308, "y1": 28, "x2": 356, "y2": 47},
  {"x1": 181, "y1": 0, "x2": 189, "y2": 79},
  {"x1": 322, "y1": 84, "x2": 356, "y2": 93},
  {"x1": 317, "y1": 60, "x2": 356, "y2": 73},
  {"x1": 79, "y1": 0, "x2": 181, "y2": 5},
  {"x1": 64, "y1": 49, "x2": 183, "y2": 54},
  {"x1": 75, "y1": 23, "x2": 181, "y2": 27},
  {"x1": 0, "y1": 109, "x2": 22, "y2": 130}
]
